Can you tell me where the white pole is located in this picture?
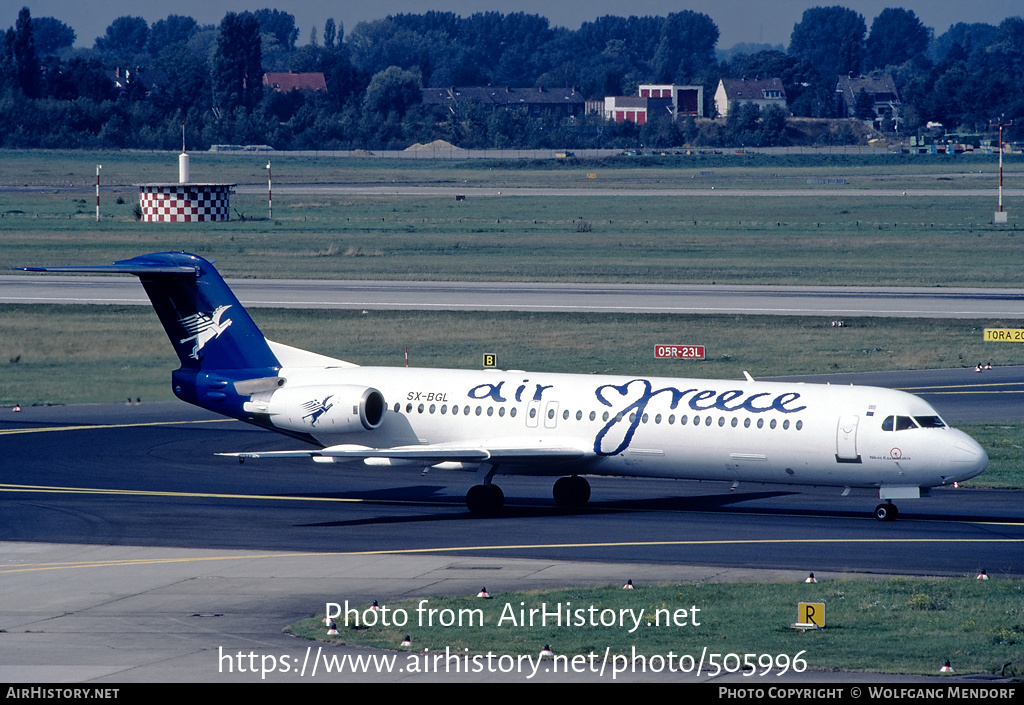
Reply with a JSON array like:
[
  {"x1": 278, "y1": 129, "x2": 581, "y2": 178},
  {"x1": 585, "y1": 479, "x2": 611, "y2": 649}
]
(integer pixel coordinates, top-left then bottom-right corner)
[
  {"x1": 266, "y1": 161, "x2": 272, "y2": 220},
  {"x1": 96, "y1": 165, "x2": 102, "y2": 222},
  {"x1": 998, "y1": 124, "x2": 1004, "y2": 213}
]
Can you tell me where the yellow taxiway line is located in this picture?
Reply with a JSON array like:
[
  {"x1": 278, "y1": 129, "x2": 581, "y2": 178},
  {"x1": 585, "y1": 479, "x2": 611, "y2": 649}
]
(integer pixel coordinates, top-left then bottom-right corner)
[{"x1": 0, "y1": 418, "x2": 235, "y2": 436}]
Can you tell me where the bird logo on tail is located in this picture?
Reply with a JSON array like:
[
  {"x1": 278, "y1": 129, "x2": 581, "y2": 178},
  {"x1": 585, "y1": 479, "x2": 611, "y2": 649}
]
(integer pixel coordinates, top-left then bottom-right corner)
[{"x1": 178, "y1": 305, "x2": 233, "y2": 360}]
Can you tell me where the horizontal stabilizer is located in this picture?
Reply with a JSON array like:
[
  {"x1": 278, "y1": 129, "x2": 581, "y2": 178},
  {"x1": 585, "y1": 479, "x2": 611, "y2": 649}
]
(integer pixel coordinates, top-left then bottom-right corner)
[
  {"x1": 16, "y1": 263, "x2": 197, "y2": 275},
  {"x1": 17, "y1": 252, "x2": 280, "y2": 372}
]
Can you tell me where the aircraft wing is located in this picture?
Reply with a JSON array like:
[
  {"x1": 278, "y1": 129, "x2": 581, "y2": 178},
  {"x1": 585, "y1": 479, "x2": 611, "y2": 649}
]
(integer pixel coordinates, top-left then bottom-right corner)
[{"x1": 219, "y1": 440, "x2": 591, "y2": 465}]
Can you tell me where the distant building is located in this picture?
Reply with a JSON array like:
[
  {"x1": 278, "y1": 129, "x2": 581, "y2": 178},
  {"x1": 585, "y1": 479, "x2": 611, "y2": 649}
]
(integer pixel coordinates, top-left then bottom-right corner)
[
  {"x1": 591, "y1": 85, "x2": 704, "y2": 125},
  {"x1": 597, "y1": 95, "x2": 671, "y2": 125},
  {"x1": 110, "y1": 67, "x2": 168, "y2": 96},
  {"x1": 835, "y1": 73, "x2": 900, "y2": 122},
  {"x1": 263, "y1": 72, "x2": 328, "y2": 94},
  {"x1": 421, "y1": 86, "x2": 586, "y2": 118},
  {"x1": 714, "y1": 78, "x2": 787, "y2": 118},
  {"x1": 638, "y1": 84, "x2": 704, "y2": 118}
]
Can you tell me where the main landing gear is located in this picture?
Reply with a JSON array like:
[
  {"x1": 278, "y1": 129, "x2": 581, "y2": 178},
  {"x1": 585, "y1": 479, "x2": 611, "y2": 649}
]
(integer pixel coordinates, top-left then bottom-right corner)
[
  {"x1": 874, "y1": 502, "x2": 899, "y2": 521},
  {"x1": 466, "y1": 483, "x2": 504, "y2": 516},
  {"x1": 464, "y1": 475, "x2": 592, "y2": 516},
  {"x1": 552, "y1": 475, "x2": 591, "y2": 508}
]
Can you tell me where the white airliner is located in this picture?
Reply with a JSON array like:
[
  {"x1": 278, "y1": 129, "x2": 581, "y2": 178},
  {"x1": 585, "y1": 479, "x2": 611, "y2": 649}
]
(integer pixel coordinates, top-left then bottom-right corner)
[{"x1": 19, "y1": 252, "x2": 988, "y2": 520}]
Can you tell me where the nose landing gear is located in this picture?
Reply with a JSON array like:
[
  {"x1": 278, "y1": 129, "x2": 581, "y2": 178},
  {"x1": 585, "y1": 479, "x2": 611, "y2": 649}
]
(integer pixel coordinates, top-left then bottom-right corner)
[{"x1": 874, "y1": 502, "x2": 899, "y2": 521}]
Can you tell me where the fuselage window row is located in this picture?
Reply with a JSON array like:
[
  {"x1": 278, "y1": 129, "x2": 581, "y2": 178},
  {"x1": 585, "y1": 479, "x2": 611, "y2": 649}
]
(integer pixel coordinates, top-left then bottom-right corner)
[{"x1": 392, "y1": 402, "x2": 801, "y2": 430}]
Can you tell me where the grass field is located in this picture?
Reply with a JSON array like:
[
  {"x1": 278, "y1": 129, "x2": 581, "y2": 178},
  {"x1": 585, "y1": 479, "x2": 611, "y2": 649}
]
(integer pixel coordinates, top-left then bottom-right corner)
[
  {"x1": 5, "y1": 305, "x2": 1024, "y2": 404},
  {"x1": 1, "y1": 149, "x2": 1022, "y2": 285},
  {"x1": 0, "y1": 148, "x2": 1019, "y2": 188},
  {"x1": 287, "y1": 578, "x2": 1024, "y2": 678}
]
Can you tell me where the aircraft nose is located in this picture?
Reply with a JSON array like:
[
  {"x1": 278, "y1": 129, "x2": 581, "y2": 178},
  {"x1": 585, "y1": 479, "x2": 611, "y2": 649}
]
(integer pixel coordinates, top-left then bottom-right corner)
[{"x1": 948, "y1": 431, "x2": 988, "y2": 481}]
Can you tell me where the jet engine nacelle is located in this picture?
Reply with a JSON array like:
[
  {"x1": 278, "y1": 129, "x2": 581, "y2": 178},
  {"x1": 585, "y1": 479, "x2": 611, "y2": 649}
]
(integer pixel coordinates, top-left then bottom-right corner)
[{"x1": 248, "y1": 384, "x2": 386, "y2": 433}]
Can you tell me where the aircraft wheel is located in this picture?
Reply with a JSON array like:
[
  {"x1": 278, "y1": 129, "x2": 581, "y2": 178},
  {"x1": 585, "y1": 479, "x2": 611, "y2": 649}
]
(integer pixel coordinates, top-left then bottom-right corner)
[
  {"x1": 874, "y1": 502, "x2": 898, "y2": 521},
  {"x1": 466, "y1": 484, "x2": 504, "y2": 516},
  {"x1": 553, "y1": 475, "x2": 591, "y2": 507}
]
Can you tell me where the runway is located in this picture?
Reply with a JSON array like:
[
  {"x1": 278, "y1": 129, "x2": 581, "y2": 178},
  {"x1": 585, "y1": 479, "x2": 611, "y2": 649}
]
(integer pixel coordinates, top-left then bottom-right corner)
[
  {"x1": 4, "y1": 274, "x2": 1024, "y2": 318},
  {"x1": 231, "y1": 184, "x2": 1024, "y2": 199}
]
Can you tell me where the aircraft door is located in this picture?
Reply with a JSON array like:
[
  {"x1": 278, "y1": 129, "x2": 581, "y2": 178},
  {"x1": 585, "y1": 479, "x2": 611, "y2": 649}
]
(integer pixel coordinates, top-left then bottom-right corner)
[
  {"x1": 526, "y1": 400, "x2": 541, "y2": 428},
  {"x1": 544, "y1": 401, "x2": 560, "y2": 429},
  {"x1": 836, "y1": 415, "x2": 861, "y2": 463}
]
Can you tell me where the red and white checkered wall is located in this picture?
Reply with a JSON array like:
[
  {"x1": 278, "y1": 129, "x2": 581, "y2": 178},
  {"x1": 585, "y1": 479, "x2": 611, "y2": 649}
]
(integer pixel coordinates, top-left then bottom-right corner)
[{"x1": 139, "y1": 185, "x2": 231, "y2": 222}]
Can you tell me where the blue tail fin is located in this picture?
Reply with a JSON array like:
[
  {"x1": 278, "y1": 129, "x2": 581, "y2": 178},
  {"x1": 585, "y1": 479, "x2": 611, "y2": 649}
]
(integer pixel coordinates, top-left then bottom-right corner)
[{"x1": 19, "y1": 252, "x2": 280, "y2": 374}]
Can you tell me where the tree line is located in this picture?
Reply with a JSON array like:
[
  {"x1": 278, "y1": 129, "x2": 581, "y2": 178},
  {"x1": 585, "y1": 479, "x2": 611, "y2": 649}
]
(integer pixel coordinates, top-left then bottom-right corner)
[{"x1": 0, "y1": 6, "x2": 1021, "y2": 151}]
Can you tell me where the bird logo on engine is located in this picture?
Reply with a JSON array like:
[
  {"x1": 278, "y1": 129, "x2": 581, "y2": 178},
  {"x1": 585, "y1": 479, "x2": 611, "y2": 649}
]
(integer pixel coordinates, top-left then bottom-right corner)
[{"x1": 300, "y1": 396, "x2": 334, "y2": 426}]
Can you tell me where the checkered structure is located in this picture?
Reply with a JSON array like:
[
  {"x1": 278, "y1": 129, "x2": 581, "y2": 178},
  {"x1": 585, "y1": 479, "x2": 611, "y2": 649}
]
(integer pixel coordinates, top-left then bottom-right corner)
[{"x1": 139, "y1": 184, "x2": 233, "y2": 222}]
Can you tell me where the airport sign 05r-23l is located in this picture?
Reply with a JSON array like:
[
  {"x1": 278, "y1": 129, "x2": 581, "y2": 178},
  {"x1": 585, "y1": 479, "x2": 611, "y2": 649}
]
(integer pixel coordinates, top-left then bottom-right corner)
[{"x1": 654, "y1": 345, "x2": 706, "y2": 360}]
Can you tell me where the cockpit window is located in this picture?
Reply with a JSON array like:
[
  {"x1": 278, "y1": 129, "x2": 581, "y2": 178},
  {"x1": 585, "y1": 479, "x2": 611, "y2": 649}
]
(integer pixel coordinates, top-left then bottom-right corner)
[
  {"x1": 914, "y1": 415, "x2": 946, "y2": 428},
  {"x1": 881, "y1": 415, "x2": 922, "y2": 431}
]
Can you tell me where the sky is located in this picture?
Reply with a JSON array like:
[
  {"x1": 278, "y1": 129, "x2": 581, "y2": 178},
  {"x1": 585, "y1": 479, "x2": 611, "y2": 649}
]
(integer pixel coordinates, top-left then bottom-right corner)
[{"x1": 10, "y1": 1, "x2": 1023, "y2": 50}]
